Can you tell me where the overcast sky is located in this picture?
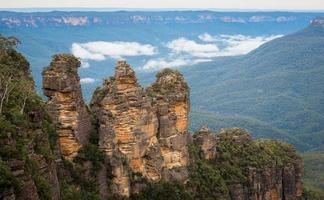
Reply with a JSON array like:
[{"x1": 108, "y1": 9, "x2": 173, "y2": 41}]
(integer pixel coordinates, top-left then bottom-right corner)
[{"x1": 1, "y1": 0, "x2": 324, "y2": 10}]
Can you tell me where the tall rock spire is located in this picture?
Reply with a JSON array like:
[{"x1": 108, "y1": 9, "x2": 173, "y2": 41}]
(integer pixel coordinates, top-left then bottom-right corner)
[
  {"x1": 91, "y1": 61, "x2": 163, "y2": 197},
  {"x1": 147, "y1": 68, "x2": 190, "y2": 181},
  {"x1": 42, "y1": 54, "x2": 91, "y2": 158}
]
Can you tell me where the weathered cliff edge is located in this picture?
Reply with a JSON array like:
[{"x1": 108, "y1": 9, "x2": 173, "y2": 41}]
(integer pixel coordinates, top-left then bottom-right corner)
[
  {"x1": 193, "y1": 127, "x2": 303, "y2": 200},
  {"x1": 40, "y1": 56, "x2": 302, "y2": 199},
  {"x1": 0, "y1": 54, "x2": 301, "y2": 200},
  {"x1": 90, "y1": 61, "x2": 190, "y2": 196}
]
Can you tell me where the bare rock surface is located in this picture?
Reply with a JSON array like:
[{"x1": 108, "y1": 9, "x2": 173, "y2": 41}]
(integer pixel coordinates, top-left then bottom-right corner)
[{"x1": 43, "y1": 54, "x2": 91, "y2": 158}]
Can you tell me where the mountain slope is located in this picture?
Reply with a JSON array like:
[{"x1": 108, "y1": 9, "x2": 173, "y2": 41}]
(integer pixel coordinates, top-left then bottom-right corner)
[{"x1": 183, "y1": 17, "x2": 324, "y2": 151}]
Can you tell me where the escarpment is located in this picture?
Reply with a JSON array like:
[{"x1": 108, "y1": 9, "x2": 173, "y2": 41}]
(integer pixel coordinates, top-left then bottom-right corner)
[
  {"x1": 42, "y1": 54, "x2": 91, "y2": 158},
  {"x1": 1, "y1": 46, "x2": 305, "y2": 200}
]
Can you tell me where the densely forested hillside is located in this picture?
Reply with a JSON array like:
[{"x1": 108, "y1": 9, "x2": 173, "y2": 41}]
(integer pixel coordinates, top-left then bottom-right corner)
[
  {"x1": 181, "y1": 17, "x2": 324, "y2": 152},
  {"x1": 0, "y1": 35, "x2": 60, "y2": 199}
]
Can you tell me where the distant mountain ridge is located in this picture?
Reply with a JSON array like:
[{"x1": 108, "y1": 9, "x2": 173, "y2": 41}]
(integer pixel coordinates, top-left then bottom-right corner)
[{"x1": 0, "y1": 11, "x2": 322, "y2": 28}]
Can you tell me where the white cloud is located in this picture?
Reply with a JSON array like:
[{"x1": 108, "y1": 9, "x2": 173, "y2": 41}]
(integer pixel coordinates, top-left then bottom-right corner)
[
  {"x1": 80, "y1": 77, "x2": 95, "y2": 84},
  {"x1": 198, "y1": 33, "x2": 218, "y2": 42},
  {"x1": 80, "y1": 60, "x2": 90, "y2": 68},
  {"x1": 197, "y1": 33, "x2": 283, "y2": 56},
  {"x1": 147, "y1": 34, "x2": 282, "y2": 71},
  {"x1": 71, "y1": 41, "x2": 157, "y2": 61},
  {"x1": 218, "y1": 34, "x2": 283, "y2": 56},
  {"x1": 166, "y1": 37, "x2": 220, "y2": 58},
  {"x1": 142, "y1": 58, "x2": 211, "y2": 71},
  {"x1": 72, "y1": 43, "x2": 105, "y2": 61}
]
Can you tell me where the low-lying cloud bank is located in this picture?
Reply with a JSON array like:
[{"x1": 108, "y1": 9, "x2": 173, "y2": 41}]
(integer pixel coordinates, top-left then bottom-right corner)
[
  {"x1": 72, "y1": 41, "x2": 157, "y2": 61},
  {"x1": 142, "y1": 58, "x2": 212, "y2": 71},
  {"x1": 142, "y1": 33, "x2": 282, "y2": 71},
  {"x1": 166, "y1": 37, "x2": 220, "y2": 58},
  {"x1": 71, "y1": 34, "x2": 282, "y2": 71},
  {"x1": 168, "y1": 33, "x2": 283, "y2": 58}
]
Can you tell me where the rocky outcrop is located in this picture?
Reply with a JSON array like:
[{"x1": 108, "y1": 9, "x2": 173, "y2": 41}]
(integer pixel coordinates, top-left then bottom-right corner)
[
  {"x1": 2, "y1": 37, "x2": 305, "y2": 200},
  {"x1": 193, "y1": 127, "x2": 303, "y2": 200},
  {"x1": 90, "y1": 62, "x2": 191, "y2": 197},
  {"x1": 43, "y1": 54, "x2": 91, "y2": 159},
  {"x1": 89, "y1": 62, "x2": 304, "y2": 199},
  {"x1": 192, "y1": 127, "x2": 217, "y2": 160},
  {"x1": 147, "y1": 68, "x2": 190, "y2": 182},
  {"x1": 91, "y1": 61, "x2": 162, "y2": 196}
]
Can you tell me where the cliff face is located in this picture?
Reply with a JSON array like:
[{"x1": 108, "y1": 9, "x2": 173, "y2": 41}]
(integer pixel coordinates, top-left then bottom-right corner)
[
  {"x1": 39, "y1": 58, "x2": 303, "y2": 200},
  {"x1": 147, "y1": 69, "x2": 190, "y2": 181},
  {"x1": 193, "y1": 127, "x2": 303, "y2": 200},
  {"x1": 42, "y1": 54, "x2": 91, "y2": 159},
  {"x1": 90, "y1": 62, "x2": 190, "y2": 196},
  {"x1": 0, "y1": 38, "x2": 60, "y2": 200}
]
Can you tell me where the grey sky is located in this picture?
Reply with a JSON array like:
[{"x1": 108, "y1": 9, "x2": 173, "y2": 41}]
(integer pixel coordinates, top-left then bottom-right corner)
[{"x1": 0, "y1": 0, "x2": 324, "y2": 10}]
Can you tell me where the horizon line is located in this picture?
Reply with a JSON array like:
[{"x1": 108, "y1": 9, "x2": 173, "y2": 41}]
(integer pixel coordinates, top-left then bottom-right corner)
[{"x1": 1, "y1": 7, "x2": 324, "y2": 13}]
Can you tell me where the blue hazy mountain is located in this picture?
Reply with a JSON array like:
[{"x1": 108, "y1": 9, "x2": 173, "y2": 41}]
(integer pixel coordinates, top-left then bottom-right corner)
[{"x1": 179, "y1": 17, "x2": 324, "y2": 151}]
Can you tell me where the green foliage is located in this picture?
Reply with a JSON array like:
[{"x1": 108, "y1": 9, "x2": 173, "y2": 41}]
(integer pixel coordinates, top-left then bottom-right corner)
[
  {"x1": 147, "y1": 68, "x2": 189, "y2": 97},
  {"x1": 61, "y1": 159, "x2": 102, "y2": 200},
  {"x1": 129, "y1": 182, "x2": 193, "y2": 200},
  {"x1": 187, "y1": 159, "x2": 229, "y2": 200},
  {"x1": 187, "y1": 143, "x2": 230, "y2": 199},
  {"x1": 302, "y1": 152, "x2": 324, "y2": 191},
  {"x1": 42, "y1": 120, "x2": 58, "y2": 151},
  {"x1": 216, "y1": 136, "x2": 296, "y2": 170},
  {"x1": 155, "y1": 68, "x2": 182, "y2": 79},
  {"x1": 0, "y1": 115, "x2": 15, "y2": 137},
  {"x1": 33, "y1": 174, "x2": 52, "y2": 200},
  {"x1": 34, "y1": 139, "x2": 55, "y2": 162},
  {"x1": 0, "y1": 160, "x2": 20, "y2": 193},
  {"x1": 299, "y1": 186, "x2": 324, "y2": 200},
  {"x1": 0, "y1": 35, "x2": 20, "y2": 49},
  {"x1": 185, "y1": 131, "x2": 299, "y2": 200},
  {"x1": 0, "y1": 35, "x2": 57, "y2": 200},
  {"x1": 0, "y1": 145, "x2": 21, "y2": 160},
  {"x1": 74, "y1": 143, "x2": 105, "y2": 173},
  {"x1": 61, "y1": 181, "x2": 102, "y2": 200}
]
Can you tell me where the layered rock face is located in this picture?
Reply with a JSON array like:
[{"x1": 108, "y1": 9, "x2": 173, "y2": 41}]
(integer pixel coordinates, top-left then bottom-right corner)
[
  {"x1": 91, "y1": 62, "x2": 190, "y2": 196},
  {"x1": 192, "y1": 127, "x2": 218, "y2": 160},
  {"x1": 193, "y1": 127, "x2": 303, "y2": 200},
  {"x1": 147, "y1": 69, "x2": 190, "y2": 181},
  {"x1": 42, "y1": 54, "x2": 91, "y2": 158},
  {"x1": 40, "y1": 58, "x2": 303, "y2": 199},
  {"x1": 91, "y1": 61, "x2": 163, "y2": 196}
]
